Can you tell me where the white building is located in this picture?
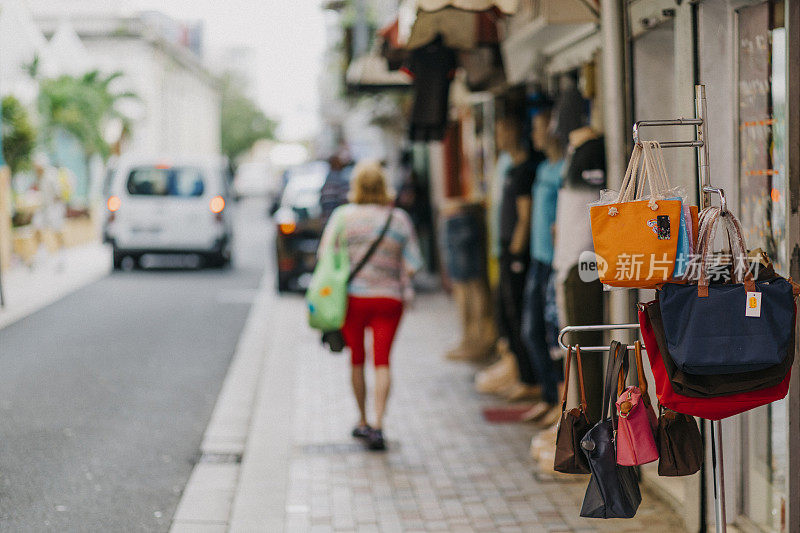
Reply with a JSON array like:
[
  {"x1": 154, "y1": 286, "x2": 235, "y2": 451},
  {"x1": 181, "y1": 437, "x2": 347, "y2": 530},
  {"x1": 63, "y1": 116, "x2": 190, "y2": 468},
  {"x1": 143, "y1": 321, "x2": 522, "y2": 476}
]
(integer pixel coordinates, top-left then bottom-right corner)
[{"x1": 33, "y1": 10, "x2": 221, "y2": 157}]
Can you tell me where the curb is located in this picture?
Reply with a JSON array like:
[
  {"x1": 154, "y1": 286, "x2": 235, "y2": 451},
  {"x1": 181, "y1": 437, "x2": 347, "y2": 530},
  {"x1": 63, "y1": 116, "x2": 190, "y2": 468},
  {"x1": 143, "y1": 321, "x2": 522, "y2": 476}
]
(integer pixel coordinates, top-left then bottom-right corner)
[
  {"x1": 169, "y1": 270, "x2": 277, "y2": 532},
  {"x1": 0, "y1": 243, "x2": 111, "y2": 331}
]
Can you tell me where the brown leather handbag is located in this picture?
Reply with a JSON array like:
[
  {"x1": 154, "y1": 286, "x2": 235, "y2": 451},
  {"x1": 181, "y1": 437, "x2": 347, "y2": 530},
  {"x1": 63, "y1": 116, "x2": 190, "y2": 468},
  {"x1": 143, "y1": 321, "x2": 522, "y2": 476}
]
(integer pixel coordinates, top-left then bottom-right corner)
[
  {"x1": 656, "y1": 407, "x2": 703, "y2": 476},
  {"x1": 554, "y1": 345, "x2": 593, "y2": 474}
]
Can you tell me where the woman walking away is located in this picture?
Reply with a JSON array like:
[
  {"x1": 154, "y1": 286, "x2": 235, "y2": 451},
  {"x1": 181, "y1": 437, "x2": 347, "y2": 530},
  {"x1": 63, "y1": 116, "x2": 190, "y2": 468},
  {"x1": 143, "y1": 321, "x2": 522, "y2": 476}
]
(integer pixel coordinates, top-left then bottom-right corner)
[{"x1": 318, "y1": 161, "x2": 423, "y2": 450}]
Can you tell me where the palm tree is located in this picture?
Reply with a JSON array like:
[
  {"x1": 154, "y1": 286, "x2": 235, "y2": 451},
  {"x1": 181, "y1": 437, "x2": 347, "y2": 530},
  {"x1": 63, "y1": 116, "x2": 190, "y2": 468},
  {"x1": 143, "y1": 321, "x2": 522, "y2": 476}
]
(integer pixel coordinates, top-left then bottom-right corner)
[{"x1": 37, "y1": 69, "x2": 137, "y2": 161}]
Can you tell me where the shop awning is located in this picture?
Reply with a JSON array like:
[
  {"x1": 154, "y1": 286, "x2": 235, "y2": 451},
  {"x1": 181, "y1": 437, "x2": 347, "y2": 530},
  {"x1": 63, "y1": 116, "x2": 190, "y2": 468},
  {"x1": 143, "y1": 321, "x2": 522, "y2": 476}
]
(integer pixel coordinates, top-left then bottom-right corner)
[
  {"x1": 417, "y1": 0, "x2": 518, "y2": 14},
  {"x1": 500, "y1": 1, "x2": 597, "y2": 84},
  {"x1": 406, "y1": 7, "x2": 504, "y2": 50}
]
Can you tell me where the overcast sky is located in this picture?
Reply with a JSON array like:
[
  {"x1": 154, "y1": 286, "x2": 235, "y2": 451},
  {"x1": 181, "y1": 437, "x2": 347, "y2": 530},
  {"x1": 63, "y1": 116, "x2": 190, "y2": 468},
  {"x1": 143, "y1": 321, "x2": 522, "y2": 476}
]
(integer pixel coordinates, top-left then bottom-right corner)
[
  {"x1": 24, "y1": 0, "x2": 327, "y2": 140},
  {"x1": 108, "y1": 0, "x2": 324, "y2": 140},
  {"x1": 131, "y1": 0, "x2": 327, "y2": 141}
]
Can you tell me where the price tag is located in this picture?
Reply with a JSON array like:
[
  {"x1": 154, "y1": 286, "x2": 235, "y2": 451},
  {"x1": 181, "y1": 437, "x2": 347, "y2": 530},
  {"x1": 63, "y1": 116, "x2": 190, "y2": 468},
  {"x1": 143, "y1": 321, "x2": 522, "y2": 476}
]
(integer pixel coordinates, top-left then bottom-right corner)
[{"x1": 746, "y1": 291, "x2": 762, "y2": 318}]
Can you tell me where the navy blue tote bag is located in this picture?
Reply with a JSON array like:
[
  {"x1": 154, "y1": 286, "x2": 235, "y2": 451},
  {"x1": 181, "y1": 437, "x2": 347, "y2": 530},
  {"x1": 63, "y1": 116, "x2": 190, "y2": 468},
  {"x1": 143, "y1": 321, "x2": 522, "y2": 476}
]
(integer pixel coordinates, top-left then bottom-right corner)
[
  {"x1": 580, "y1": 341, "x2": 641, "y2": 519},
  {"x1": 659, "y1": 208, "x2": 796, "y2": 375}
]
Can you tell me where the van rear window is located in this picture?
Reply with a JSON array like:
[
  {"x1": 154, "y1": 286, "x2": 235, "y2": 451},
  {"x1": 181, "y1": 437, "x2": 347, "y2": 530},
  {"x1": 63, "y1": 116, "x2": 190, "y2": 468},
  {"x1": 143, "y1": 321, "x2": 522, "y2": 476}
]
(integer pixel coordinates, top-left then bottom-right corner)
[{"x1": 126, "y1": 167, "x2": 205, "y2": 197}]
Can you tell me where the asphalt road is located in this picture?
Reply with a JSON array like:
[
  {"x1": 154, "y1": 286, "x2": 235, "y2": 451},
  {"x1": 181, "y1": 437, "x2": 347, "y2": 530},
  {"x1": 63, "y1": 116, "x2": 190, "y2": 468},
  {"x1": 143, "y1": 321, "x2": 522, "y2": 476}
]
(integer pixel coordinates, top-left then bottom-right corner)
[{"x1": 0, "y1": 199, "x2": 271, "y2": 532}]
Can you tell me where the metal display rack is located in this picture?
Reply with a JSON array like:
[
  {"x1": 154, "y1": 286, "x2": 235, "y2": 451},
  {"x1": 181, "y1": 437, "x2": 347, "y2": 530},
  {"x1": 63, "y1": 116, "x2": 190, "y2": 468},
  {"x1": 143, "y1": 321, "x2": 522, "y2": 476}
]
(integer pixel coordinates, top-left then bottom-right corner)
[{"x1": 558, "y1": 85, "x2": 728, "y2": 532}]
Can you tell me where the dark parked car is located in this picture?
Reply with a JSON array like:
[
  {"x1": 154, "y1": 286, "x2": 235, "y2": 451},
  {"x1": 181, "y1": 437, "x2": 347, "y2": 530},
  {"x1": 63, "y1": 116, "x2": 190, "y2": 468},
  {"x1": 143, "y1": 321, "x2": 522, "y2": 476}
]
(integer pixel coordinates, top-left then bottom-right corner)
[{"x1": 274, "y1": 162, "x2": 329, "y2": 292}]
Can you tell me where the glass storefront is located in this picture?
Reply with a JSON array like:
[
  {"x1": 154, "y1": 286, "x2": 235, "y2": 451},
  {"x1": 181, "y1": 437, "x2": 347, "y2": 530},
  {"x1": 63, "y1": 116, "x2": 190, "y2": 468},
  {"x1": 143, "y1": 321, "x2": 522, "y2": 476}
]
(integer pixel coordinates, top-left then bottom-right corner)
[{"x1": 735, "y1": 1, "x2": 788, "y2": 531}]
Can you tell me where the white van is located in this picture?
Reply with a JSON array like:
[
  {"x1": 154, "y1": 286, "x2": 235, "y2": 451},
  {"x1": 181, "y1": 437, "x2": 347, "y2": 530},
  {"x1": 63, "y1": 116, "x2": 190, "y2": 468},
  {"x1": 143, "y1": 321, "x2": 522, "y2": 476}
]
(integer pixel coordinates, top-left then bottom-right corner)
[{"x1": 103, "y1": 155, "x2": 233, "y2": 269}]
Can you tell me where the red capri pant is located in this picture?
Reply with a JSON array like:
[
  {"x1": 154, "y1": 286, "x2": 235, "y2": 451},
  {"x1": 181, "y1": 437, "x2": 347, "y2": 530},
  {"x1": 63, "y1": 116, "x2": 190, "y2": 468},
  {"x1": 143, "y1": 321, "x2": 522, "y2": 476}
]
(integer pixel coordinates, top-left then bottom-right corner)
[{"x1": 342, "y1": 296, "x2": 404, "y2": 367}]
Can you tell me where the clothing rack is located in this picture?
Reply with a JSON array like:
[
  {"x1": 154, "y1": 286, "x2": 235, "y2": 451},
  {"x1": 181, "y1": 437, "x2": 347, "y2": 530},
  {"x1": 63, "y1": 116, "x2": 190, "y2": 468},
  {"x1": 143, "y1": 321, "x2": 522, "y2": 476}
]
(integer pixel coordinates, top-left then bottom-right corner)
[{"x1": 558, "y1": 85, "x2": 727, "y2": 532}]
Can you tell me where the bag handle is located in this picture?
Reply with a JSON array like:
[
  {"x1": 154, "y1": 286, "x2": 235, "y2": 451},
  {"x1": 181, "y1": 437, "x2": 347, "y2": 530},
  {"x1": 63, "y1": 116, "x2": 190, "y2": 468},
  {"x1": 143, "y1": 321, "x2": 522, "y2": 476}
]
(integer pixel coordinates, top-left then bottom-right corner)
[
  {"x1": 613, "y1": 141, "x2": 671, "y2": 211},
  {"x1": 696, "y1": 207, "x2": 755, "y2": 297},
  {"x1": 602, "y1": 341, "x2": 629, "y2": 423},
  {"x1": 561, "y1": 345, "x2": 588, "y2": 414},
  {"x1": 615, "y1": 144, "x2": 642, "y2": 204},
  {"x1": 643, "y1": 141, "x2": 673, "y2": 197},
  {"x1": 616, "y1": 340, "x2": 649, "y2": 397}
]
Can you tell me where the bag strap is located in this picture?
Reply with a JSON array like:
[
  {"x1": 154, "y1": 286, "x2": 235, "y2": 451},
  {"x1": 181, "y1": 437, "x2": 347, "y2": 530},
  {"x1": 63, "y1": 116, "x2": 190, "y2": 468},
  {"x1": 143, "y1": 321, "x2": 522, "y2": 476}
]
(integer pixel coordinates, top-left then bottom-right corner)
[
  {"x1": 633, "y1": 340, "x2": 649, "y2": 398},
  {"x1": 614, "y1": 144, "x2": 643, "y2": 204},
  {"x1": 617, "y1": 339, "x2": 648, "y2": 396},
  {"x1": 575, "y1": 345, "x2": 588, "y2": 411},
  {"x1": 348, "y1": 208, "x2": 394, "y2": 283},
  {"x1": 696, "y1": 207, "x2": 755, "y2": 297},
  {"x1": 561, "y1": 346, "x2": 573, "y2": 413},
  {"x1": 602, "y1": 341, "x2": 629, "y2": 423},
  {"x1": 560, "y1": 345, "x2": 588, "y2": 413}
]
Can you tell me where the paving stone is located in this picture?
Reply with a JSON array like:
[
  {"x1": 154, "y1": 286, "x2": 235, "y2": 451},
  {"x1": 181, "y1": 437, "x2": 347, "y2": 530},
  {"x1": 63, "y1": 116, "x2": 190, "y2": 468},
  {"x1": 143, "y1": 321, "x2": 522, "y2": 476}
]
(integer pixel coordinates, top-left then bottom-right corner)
[{"x1": 262, "y1": 294, "x2": 684, "y2": 532}]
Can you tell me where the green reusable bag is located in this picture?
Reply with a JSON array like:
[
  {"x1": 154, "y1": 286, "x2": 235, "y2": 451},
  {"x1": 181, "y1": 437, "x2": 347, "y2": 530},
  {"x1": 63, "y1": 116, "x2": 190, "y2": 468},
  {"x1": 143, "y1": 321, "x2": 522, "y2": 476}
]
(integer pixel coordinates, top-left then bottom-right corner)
[{"x1": 306, "y1": 215, "x2": 349, "y2": 332}]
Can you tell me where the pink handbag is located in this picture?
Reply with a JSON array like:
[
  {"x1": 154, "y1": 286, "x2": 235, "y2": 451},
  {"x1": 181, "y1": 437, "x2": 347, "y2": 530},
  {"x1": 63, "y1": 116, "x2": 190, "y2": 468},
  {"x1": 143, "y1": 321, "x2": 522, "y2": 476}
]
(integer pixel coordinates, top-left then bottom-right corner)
[{"x1": 616, "y1": 341, "x2": 659, "y2": 466}]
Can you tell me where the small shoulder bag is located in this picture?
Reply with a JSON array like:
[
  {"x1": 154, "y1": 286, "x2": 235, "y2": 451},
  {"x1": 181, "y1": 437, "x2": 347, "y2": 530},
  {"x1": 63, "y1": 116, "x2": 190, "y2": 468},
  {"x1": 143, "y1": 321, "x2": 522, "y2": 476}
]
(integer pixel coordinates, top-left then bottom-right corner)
[
  {"x1": 615, "y1": 340, "x2": 659, "y2": 466},
  {"x1": 554, "y1": 345, "x2": 593, "y2": 474}
]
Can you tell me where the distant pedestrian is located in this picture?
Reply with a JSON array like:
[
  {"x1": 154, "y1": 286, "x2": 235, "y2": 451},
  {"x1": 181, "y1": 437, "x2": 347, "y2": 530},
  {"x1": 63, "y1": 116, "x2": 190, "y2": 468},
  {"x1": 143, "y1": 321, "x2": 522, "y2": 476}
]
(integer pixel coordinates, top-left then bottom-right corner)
[
  {"x1": 318, "y1": 161, "x2": 423, "y2": 450},
  {"x1": 319, "y1": 154, "x2": 352, "y2": 223}
]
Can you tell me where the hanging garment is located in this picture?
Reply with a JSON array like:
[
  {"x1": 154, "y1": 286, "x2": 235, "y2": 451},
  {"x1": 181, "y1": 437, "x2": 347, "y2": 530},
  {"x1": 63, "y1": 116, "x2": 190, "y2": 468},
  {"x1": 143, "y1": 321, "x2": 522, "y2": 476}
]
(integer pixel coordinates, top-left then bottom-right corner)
[{"x1": 402, "y1": 38, "x2": 457, "y2": 141}]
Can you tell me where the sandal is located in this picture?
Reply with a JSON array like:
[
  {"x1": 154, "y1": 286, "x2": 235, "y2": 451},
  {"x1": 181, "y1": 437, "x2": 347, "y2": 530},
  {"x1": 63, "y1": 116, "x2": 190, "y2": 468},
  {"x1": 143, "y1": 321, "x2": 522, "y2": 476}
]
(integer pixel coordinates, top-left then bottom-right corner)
[
  {"x1": 352, "y1": 424, "x2": 372, "y2": 439},
  {"x1": 366, "y1": 428, "x2": 386, "y2": 451}
]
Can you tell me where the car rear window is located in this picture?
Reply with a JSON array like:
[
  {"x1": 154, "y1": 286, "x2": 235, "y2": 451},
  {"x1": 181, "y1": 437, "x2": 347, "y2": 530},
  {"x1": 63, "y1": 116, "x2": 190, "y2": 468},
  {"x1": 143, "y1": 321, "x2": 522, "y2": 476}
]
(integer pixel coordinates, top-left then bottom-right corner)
[{"x1": 126, "y1": 167, "x2": 205, "y2": 197}]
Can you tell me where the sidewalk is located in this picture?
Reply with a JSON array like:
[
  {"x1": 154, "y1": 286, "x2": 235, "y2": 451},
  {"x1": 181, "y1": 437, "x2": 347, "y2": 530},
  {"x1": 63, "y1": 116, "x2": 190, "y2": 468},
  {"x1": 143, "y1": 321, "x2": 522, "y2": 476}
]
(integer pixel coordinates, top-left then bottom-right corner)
[
  {"x1": 171, "y1": 288, "x2": 685, "y2": 532},
  {"x1": 0, "y1": 243, "x2": 111, "y2": 330}
]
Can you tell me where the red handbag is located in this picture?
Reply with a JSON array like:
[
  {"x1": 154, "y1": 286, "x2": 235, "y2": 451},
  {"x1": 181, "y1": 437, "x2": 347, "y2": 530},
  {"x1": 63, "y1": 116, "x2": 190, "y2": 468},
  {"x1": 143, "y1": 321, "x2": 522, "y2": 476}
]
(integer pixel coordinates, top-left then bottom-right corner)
[{"x1": 638, "y1": 301, "x2": 791, "y2": 420}]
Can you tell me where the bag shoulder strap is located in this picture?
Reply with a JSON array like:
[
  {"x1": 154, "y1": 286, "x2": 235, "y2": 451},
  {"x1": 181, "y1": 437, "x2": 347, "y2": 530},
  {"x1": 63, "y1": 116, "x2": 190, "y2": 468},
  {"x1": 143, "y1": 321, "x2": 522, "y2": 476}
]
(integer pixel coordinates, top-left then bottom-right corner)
[
  {"x1": 602, "y1": 341, "x2": 628, "y2": 422},
  {"x1": 561, "y1": 345, "x2": 588, "y2": 413},
  {"x1": 348, "y1": 208, "x2": 394, "y2": 282}
]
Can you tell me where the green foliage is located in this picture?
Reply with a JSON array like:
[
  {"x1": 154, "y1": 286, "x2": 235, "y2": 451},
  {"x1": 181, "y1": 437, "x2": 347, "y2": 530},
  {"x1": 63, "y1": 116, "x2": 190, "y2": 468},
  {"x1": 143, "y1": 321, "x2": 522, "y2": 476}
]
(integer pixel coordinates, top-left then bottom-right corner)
[
  {"x1": 37, "y1": 70, "x2": 136, "y2": 160},
  {"x1": 1, "y1": 95, "x2": 37, "y2": 173},
  {"x1": 220, "y1": 73, "x2": 278, "y2": 164}
]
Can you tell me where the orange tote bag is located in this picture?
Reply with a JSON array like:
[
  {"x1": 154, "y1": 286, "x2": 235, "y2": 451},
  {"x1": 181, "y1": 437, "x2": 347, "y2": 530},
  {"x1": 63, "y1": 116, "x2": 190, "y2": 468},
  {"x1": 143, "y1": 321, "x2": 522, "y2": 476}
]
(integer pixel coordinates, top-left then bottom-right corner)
[{"x1": 590, "y1": 142, "x2": 683, "y2": 289}]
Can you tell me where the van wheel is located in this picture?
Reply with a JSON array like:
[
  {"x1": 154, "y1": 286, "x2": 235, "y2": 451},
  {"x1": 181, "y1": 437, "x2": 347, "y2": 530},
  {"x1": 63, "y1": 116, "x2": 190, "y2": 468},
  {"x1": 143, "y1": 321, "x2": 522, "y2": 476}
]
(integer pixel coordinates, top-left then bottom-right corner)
[{"x1": 113, "y1": 249, "x2": 124, "y2": 270}]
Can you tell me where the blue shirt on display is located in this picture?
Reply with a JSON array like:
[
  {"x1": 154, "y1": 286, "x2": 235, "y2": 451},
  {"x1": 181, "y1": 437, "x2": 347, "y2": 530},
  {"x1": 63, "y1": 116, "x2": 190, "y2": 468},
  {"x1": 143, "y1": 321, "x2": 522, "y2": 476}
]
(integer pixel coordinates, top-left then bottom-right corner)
[{"x1": 530, "y1": 158, "x2": 565, "y2": 264}]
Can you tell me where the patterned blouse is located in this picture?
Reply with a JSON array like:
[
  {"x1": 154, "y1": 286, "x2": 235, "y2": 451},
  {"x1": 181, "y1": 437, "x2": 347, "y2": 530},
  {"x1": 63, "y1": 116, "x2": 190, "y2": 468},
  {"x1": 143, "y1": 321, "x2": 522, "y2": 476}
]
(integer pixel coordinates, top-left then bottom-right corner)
[{"x1": 319, "y1": 204, "x2": 423, "y2": 300}]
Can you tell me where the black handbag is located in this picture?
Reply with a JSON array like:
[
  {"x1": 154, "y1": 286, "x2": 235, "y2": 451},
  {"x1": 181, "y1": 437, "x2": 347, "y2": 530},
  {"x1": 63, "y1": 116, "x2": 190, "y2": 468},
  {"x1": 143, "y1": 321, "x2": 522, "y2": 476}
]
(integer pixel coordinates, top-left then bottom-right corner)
[
  {"x1": 656, "y1": 406, "x2": 703, "y2": 477},
  {"x1": 554, "y1": 345, "x2": 593, "y2": 474},
  {"x1": 580, "y1": 341, "x2": 642, "y2": 519}
]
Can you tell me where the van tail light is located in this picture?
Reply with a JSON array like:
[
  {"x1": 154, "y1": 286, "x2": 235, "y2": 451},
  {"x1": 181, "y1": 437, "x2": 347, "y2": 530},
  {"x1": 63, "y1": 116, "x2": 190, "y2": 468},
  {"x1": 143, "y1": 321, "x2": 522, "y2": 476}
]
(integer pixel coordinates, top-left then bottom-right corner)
[
  {"x1": 107, "y1": 195, "x2": 121, "y2": 212},
  {"x1": 210, "y1": 195, "x2": 225, "y2": 214},
  {"x1": 108, "y1": 212, "x2": 116, "y2": 223},
  {"x1": 279, "y1": 222, "x2": 296, "y2": 235}
]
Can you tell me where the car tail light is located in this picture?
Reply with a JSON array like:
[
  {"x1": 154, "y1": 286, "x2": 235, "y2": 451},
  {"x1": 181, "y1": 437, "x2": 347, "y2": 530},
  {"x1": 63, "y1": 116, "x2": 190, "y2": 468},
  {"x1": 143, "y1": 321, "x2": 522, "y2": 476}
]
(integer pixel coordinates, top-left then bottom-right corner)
[
  {"x1": 279, "y1": 222, "x2": 296, "y2": 235},
  {"x1": 210, "y1": 195, "x2": 225, "y2": 214},
  {"x1": 107, "y1": 195, "x2": 121, "y2": 212}
]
